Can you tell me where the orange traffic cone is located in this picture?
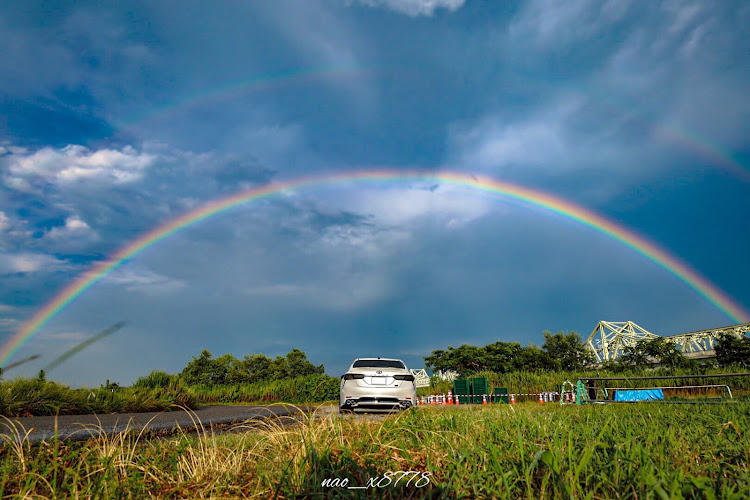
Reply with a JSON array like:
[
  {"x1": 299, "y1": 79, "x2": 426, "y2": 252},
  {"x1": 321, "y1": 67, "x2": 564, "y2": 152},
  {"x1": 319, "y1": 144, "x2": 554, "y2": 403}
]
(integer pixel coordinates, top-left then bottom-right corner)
[
  {"x1": 482, "y1": 394, "x2": 488, "y2": 405},
  {"x1": 510, "y1": 394, "x2": 515, "y2": 405},
  {"x1": 538, "y1": 393, "x2": 544, "y2": 404},
  {"x1": 447, "y1": 391, "x2": 453, "y2": 405},
  {"x1": 455, "y1": 395, "x2": 460, "y2": 405}
]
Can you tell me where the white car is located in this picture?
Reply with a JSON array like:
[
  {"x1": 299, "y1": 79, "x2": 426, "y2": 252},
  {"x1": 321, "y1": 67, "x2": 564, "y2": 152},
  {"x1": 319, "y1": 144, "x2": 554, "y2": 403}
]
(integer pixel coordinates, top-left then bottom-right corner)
[{"x1": 339, "y1": 357, "x2": 417, "y2": 413}]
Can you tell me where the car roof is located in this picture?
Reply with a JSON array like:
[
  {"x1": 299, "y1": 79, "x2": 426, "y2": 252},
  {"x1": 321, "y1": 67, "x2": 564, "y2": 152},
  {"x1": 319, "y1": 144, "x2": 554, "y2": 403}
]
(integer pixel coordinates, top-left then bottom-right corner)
[{"x1": 352, "y1": 357, "x2": 404, "y2": 362}]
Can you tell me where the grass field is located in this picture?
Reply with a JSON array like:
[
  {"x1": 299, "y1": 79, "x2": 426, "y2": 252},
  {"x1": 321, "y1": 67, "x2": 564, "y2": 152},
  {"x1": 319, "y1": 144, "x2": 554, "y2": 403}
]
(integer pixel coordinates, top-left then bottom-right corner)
[
  {"x1": 0, "y1": 379, "x2": 199, "y2": 417},
  {"x1": 0, "y1": 375, "x2": 339, "y2": 417},
  {"x1": 422, "y1": 367, "x2": 750, "y2": 399},
  {"x1": 4, "y1": 368, "x2": 747, "y2": 418},
  {"x1": 1, "y1": 402, "x2": 748, "y2": 498}
]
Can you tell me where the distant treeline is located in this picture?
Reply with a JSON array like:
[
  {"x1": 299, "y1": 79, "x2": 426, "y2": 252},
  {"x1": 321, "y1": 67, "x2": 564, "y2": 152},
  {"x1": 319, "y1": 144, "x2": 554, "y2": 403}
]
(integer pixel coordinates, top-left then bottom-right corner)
[
  {"x1": 424, "y1": 330, "x2": 750, "y2": 376},
  {"x1": 134, "y1": 348, "x2": 327, "y2": 389},
  {"x1": 130, "y1": 348, "x2": 336, "y2": 405}
]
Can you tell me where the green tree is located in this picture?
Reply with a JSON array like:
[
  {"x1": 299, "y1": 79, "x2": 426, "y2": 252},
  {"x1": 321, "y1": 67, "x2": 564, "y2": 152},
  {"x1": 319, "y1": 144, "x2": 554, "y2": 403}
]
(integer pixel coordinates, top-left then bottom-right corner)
[
  {"x1": 284, "y1": 348, "x2": 325, "y2": 378},
  {"x1": 423, "y1": 348, "x2": 450, "y2": 373},
  {"x1": 224, "y1": 349, "x2": 325, "y2": 384},
  {"x1": 619, "y1": 343, "x2": 651, "y2": 368},
  {"x1": 619, "y1": 338, "x2": 692, "y2": 369},
  {"x1": 424, "y1": 344, "x2": 486, "y2": 375},
  {"x1": 227, "y1": 353, "x2": 273, "y2": 384},
  {"x1": 425, "y1": 339, "x2": 561, "y2": 375},
  {"x1": 481, "y1": 342, "x2": 515, "y2": 373},
  {"x1": 715, "y1": 333, "x2": 750, "y2": 367},
  {"x1": 180, "y1": 350, "x2": 235, "y2": 385},
  {"x1": 513, "y1": 344, "x2": 555, "y2": 371},
  {"x1": 542, "y1": 331, "x2": 594, "y2": 371}
]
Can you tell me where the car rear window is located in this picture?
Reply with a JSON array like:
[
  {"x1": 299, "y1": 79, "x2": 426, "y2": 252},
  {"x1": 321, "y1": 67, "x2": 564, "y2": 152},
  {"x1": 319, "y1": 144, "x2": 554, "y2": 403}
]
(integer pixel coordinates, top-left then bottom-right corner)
[{"x1": 352, "y1": 360, "x2": 405, "y2": 369}]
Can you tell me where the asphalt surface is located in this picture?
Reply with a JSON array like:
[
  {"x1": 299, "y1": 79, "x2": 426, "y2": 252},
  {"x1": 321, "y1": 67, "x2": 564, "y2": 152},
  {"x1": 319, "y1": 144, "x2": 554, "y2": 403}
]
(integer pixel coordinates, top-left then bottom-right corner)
[
  {"x1": 0, "y1": 404, "x2": 469, "y2": 443},
  {"x1": 0, "y1": 404, "x2": 319, "y2": 443}
]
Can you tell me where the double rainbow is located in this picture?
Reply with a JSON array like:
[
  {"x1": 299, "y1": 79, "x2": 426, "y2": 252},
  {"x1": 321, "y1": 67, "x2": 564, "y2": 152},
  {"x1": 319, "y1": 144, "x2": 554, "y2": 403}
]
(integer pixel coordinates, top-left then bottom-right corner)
[{"x1": 2, "y1": 170, "x2": 748, "y2": 366}]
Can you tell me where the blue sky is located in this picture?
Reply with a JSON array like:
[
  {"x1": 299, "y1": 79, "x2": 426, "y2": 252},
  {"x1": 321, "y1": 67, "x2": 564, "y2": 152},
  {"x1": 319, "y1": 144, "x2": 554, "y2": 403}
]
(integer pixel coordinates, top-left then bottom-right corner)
[{"x1": 1, "y1": 0, "x2": 748, "y2": 386}]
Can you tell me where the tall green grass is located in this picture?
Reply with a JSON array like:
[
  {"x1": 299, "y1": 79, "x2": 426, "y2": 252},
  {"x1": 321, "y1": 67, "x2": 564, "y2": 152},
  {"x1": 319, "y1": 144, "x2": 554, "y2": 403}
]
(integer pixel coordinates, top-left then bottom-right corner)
[
  {"x1": 0, "y1": 379, "x2": 199, "y2": 417},
  {"x1": 189, "y1": 374, "x2": 339, "y2": 404},
  {"x1": 1, "y1": 402, "x2": 748, "y2": 498}
]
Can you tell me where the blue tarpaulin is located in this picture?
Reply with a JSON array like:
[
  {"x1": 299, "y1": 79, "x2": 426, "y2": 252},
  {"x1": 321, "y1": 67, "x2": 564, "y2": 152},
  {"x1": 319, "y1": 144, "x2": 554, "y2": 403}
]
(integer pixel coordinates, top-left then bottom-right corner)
[{"x1": 614, "y1": 389, "x2": 665, "y2": 401}]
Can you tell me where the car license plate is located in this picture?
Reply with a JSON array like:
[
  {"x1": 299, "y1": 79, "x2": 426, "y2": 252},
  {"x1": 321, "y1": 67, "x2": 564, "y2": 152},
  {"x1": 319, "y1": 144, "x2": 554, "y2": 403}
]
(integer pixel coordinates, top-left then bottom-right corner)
[{"x1": 371, "y1": 377, "x2": 387, "y2": 385}]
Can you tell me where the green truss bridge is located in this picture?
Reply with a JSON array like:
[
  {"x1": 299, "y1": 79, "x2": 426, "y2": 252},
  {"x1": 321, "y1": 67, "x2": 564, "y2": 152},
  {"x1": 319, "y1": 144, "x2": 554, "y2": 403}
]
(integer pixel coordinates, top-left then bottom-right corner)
[{"x1": 584, "y1": 320, "x2": 750, "y2": 363}]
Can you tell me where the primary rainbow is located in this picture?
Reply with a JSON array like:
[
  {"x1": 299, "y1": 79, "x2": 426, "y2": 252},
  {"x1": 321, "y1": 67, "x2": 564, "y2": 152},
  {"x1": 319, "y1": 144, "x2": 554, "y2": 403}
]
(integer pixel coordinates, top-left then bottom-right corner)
[{"x1": 2, "y1": 170, "x2": 748, "y2": 366}]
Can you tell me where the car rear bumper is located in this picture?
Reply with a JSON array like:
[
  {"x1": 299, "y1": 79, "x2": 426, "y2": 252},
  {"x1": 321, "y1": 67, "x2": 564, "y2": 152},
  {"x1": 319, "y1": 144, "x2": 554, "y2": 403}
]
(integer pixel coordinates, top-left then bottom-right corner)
[{"x1": 340, "y1": 383, "x2": 416, "y2": 411}]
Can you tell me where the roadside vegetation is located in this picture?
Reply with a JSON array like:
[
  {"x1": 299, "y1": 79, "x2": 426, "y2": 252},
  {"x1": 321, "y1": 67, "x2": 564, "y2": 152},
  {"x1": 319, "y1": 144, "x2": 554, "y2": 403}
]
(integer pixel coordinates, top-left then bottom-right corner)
[
  {"x1": 422, "y1": 331, "x2": 750, "y2": 397},
  {"x1": 1, "y1": 401, "x2": 748, "y2": 498},
  {"x1": 1, "y1": 332, "x2": 746, "y2": 416},
  {"x1": 132, "y1": 348, "x2": 339, "y2": 405},
  {"x1": 0, "y1": 348, "x2": 336, "y2": 417},
  {"x1": 0, "y1": 375, "x2": 198, "y2": 417},
  {"x1": 422, "y1": 366, "x2": 750, "y2": 400},
  {"x1": 422, "y1": 330, "x2": 750, "y2": 375}
]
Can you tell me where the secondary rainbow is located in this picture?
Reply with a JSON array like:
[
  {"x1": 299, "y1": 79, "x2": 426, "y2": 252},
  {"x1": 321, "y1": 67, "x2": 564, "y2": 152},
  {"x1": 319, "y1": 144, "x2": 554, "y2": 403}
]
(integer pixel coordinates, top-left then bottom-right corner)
[
  {"x1": 115, "y1": 64, "x2": 373, "y2": 133},
  {"x1": 2, "y1": 170, "x2": 748, "y2": 366},
  {"x1": 121, "y1": 64, "x2": 748, "y2": 183}
]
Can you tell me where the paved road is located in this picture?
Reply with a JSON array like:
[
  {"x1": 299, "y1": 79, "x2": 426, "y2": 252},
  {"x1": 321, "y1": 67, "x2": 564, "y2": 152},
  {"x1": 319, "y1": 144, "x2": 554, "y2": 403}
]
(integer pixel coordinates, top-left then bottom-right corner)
[{"x1": 0, "y1": 404, "x2": 319, "y2": 443}]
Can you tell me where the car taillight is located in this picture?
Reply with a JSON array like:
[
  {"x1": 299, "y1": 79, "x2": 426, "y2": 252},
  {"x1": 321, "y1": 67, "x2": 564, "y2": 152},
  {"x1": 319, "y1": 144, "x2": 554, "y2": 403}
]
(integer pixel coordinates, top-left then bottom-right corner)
[
  {"x1": 342, "y1": 373, "x2": 365, "y2": 380},
  {"x1": 393, "y1": 374, "x2": 415, "y2": 381}
]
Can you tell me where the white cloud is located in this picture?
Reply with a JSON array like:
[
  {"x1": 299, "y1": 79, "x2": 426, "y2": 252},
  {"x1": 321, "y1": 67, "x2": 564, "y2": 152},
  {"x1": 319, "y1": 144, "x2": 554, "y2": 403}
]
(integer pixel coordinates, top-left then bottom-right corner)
[
  {"x1": 46, "y1": 215, "x2": 97, "y2": 242},
  {"x1": 350, "y1": 0, "x2": 465, "y2": 17},
  {"x1": 0, "y1": 304, "x2": 15, "y2": 312},
  {"x1": 447, "y1": 96, "x2": 595, "y2": 173},
  {"x1": 253, "y1": 1, "x2": 377, "y2": 116},
  {"x1": 316, "y1": 183, "x2": 494, "y2": 228},
  {"x1": 0, "y1": 212, "x2": 9, "y2": 232},
  {"x1": 0, "y1": 318, "x2": 20, "y2": 329},
  {"x1": 0, "y1": 253, "x2": 67, "y2": 274},
  {"x1": 102, "y1": 267, "x2": 186, "y2": 295},
  {"x1": 3, "y1": 144, "x2": 157, "y2": 192},
  {"x1": 508, "y1": 0, "x2": 631, "y2": 48}
]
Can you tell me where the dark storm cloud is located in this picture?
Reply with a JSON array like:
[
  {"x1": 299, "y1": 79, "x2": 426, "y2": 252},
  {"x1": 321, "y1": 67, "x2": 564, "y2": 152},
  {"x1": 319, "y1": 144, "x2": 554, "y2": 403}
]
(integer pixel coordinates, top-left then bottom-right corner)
[
  {"x1": 1, "y1": 0, "x2": 748, "y2": 385},
  {"x1": 213, "y1": 157, "x2": 277, "y2": 188}
]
